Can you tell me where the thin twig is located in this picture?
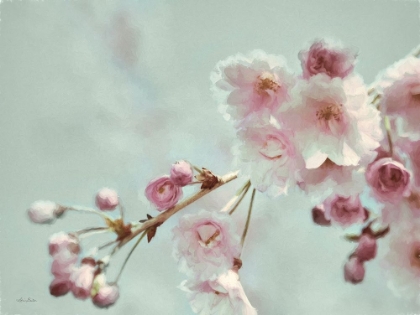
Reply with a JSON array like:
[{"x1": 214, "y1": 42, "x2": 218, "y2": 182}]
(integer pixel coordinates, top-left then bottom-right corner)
[
  {"x1": 98, "y1": 239, "x2": 118, "y2": 251},
  {"x1": 228, "y1": 183, "x2": 251, "y2": 215},
  {"x1": 384, "y1": 116, "x2": 394, "y2": 156},
  {"x1": 67, "y1": 206, "x2": 111, "y2": 220},
  {"x1": 118, "y1": 199, "x2": 125, "y2": 222},
  {"x1": 112, "y1": 230, "x2": 148, "y2": 284},
  {"x1": 118, "y1": 171, "x2": 239, "y2": 248},
  {"x1": 241, "y1": 189, "x2": 256, "y2": 248},
  {"x1": 73, "y1": 227, "x2": 111, "y2": 239},
  {"x1": 219, "y1": 180, "x2": 251, "y2": 213}
]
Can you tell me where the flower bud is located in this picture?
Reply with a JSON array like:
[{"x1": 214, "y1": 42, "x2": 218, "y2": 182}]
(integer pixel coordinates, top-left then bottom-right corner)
[
  {"x1": 145, "y1": 175, "x2": 182, "y2": 211},
  {"x1": 299, "y1": 39, "x2": 357, "y2": 79},
  {"x1": 355, "y1": 234, "x2": 377, "y2": 262},
  {"x1": 49, "y1": 232, "x2": 80, "y2": 256},
  {"x1": 366, "y1": 157, "x2": 410, "y2": 203},
  {"x1": 324, "y1": 195, "x2": 366, "y2": 227},
  {"x1": 344, "y1": 256, "x2": 365, "y2": 284},
  {"x1": 49, "y1": 277, "x2": 71, "y2": 297},
  {"x1": 70, "y1": 261, "x2": 96, "y2": 300},
  {"x1": 170, "y1": 160, "x2": 193, "y2": 187},
  {"x1": 51, "y1": 250, "x2": 78, "y2": 278},
  {"x1": 95, "y1": 188, "x2": 119, "y2": 211},
  {"x1": 92, "y1": 284, "x2": 120, "y2": 308},
  {"x1": 27, "y1": 200, "x2": 59, "y2": 224},
  {"x1": 311, "y1": 204, "x2": 331, "y2": 226}
]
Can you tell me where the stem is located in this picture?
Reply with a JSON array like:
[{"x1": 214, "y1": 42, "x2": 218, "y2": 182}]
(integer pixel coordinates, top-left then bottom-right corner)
[
  {"x1": 118, "y1": 170, "x2": 239, "y2": 248},
  {"x1": 219, "y1": 180, "x2": 251, "y2": 213},
  {"x1": 192, "y1": 165, "x2": 203, "y2": 174},
  {"x1": 118, "y1": 200, "x2": 125, "y2": 222},
  {"x1": 241, "y1": 189, "x2": 256, "y2": 248},
  {"x1": 73, "y1": 227, "x2": 111, "y2": 238},
  {"x1": 67, "y1": 206, "x2": 111, "y2": 220},
  {"x1": 98, "y1": 239, "x2": 118, "y2": 251},
  {"x1": 228, "y1": 183, "x2": 251, "y2": 215},
  {"x1": 112, "y1": 230, "x2": 148, "y2": 284},
  {"x1": 384, "y1": 116, "x2": 394, "y2": 156}
]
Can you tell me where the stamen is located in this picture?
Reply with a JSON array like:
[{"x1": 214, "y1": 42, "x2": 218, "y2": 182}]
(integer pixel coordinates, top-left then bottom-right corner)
[{"x1": 255, "y1": 72, "x2": 280, "y2": 95}]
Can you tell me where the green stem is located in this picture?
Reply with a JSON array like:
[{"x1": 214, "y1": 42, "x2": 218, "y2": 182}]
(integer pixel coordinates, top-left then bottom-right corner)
[
  {"x1": 229, "y1": 182, "x2": 251, "y2": 215},
  {"x1": 384, "y1": 116, "x2": 393, "y2": 156},
  {"x1": 112, "y1": 230, "x2": 148, "y2": 284},
  {"x1": 241, "y1": 189, "x2": 256, "y2": 248},
  {"x1": 67, "y1": 206, "x2": 111, "y2": 220}
]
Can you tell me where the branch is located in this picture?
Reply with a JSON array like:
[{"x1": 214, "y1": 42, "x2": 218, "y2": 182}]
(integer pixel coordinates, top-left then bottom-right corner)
[{"x1": 118, "y1": 170, "x2": 239, "y2": 248}]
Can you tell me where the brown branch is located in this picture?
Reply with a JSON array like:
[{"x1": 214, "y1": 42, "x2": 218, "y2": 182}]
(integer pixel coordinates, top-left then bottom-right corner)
[{"x1": 118, "y1": 170, "x2": 239, "y2": 248}]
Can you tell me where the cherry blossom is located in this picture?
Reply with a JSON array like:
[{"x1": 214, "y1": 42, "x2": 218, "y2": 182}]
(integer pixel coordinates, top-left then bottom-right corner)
[{"x1": 173, "y1": 210, "x2": 241, "y2": 280}]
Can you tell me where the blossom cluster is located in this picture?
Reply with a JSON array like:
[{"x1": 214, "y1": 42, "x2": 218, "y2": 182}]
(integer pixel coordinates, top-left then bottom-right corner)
[
  {"x1": 27, "y1": 188, "x2": 123, "y2": 308},
  {"x1": 211, "y1": 39, "x2": 382, "y2": 200},
  {"x1": 173, "y1": 210, "x2": 257, "y2": 314},
  {"x1": 145, "y1": 160, "x2": 193, "y2": 211},
  {"x1": 25, "y1": 39, "x2": 420, "y2": 313}
]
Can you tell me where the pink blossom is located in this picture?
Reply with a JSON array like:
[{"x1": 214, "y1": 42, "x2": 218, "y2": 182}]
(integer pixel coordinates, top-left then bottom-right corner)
[
  {"x1": 49, "y1": 232, "x2": 80, "y2": 256},
  {"x1": 173, "y1": 210, "x2": 241, "y2": 280},
  {"x1": 70, "y1": 259, "x2": 96, "y2": 300},
  {"x1": 91, "y1": 274, "x2": 119, "y2": 308},
  {"x1": 180, "y1": 270, "x2": 257, "y2": 315},
  {"x1": 374, "y1": 56, "x2": 420, "y2": 140},
  {"x1": 311, "y1": 204, "x2": 331, "y2": 226},
  {"x1": 279, "y1": 74, "x2": 382, "y2": 169},
  {"x1": 145, "y1": 175, "x2": 183, "y2": 211},
  {"x1": 170, "y1": 160, "x2": 193, "y2": 186},
  {"x1": 366, "y1": 157, "x2": 411, "y2": 203},
  {"x1": 49, "y1": 276, "x2": 71, "y2": 297},
  {"x1": 234, "y1": 117, "x2": 301, "y2": 193},
  {"x1": 27, "y1": 200, "x2": 61, "y2": 224},
  {"x1": 355, "y1": 234, "x2": 377, "y2": 262},
  {"x1": 211, "y1": 50, "x2": 295, "y2": 123},
  {"x1": 397, "y1": 139, "x2": 420, "y2": 187},
  {"x1": 51, "y1": 250, "x2": 78, "y2": 278},
  {"x1": 324, "y1": 195, "x2": 366, "y2": 227},
  {"x1": 344, "y1": 256, "x2": 365, "y2": 284},
  {"x1": 299, "y1": 39, "x2": 357, "y2": 79},
  {"x1": 95, "y1": 188, "x2": 119, "y2": 211},
  {"x1": 298, "y1": 159, "x2": 366, "y2": 204},
  {"x1": 383, "y1": 217, "x2": 420, "y2": 301}
]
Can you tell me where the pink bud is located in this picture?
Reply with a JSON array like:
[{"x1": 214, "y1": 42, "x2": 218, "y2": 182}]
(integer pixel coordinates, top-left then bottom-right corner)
[
  {"x1": 324, "y1": 195, "x2": 366, "y2": 227},
  {"x1": 51, "y1": 250, "x2": 78, "y2": 278},
  {"x1": 299, "y1": 39, "x2": 357, "y2": 79},
  {"x1": 145, "y1": 175, "x2": 183, "y2": 211},
  {"x1": 49, "y1": 232, "x2": 80, "y2": 256},
  {"x1": 366, "y1": 157, "x2": 411, "y2": 204},
  {"x1": 49, "y1": 277, "x2": 71, "y2": 297},
  {"x1": 70, "y1": 262, "x2": 96, "y2": 299},
  {"x1": 95, "y1": 188, "x2": 119, "y2": 211},
  {"x1": 344, "y1": 256, "x2": 365, "y2": 284},
  {"x1": 92, "y1": 284, "x2": 120, "y2": 308},
  {"x1": 27, "y1": 200, "x2": 59, "y2": 224},
  {"x1": 170, "y1": 160, "x2": 193, "y2": 187},
  {"x1": 355, "y1": 234, "x2": 377, "y2": 262},
  {"x1": 311, "y1": 204, "x2": 331, "y2": 226}
]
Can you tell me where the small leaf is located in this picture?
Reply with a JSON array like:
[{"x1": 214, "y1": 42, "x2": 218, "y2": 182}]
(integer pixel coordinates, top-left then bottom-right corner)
[{"x1": 147, "y1": 227, "x2": 157, "y2": 243}]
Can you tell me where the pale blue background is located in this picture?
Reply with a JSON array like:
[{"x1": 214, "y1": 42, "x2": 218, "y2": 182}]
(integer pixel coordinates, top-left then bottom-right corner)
[{"x1": 1, "y1": 0, "x2": 419, "y2": 314}]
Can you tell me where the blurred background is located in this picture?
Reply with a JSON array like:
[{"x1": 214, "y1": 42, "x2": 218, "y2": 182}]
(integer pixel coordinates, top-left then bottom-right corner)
[{"x1": 1, "y1": 0, "x2": 419, "y2": 314}]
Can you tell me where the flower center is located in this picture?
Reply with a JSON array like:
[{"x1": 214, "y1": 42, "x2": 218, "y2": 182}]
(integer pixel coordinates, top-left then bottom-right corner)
[
  {"x1": 316, "y1": 102, "x2": 346, "y2": 134},
  {"x1": 316, "y1": 103, "x2": 343, "y2": 121},
  {"x1": 197, "y1": 223, "x2": 221, "y2": 248},
  {"x1": 259, "y1": 135, "x2": 286, "y2": 160},
  {"x1": 255, "y1": 72, "x2": 280, "y2": 95}
]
